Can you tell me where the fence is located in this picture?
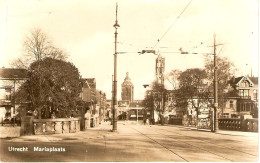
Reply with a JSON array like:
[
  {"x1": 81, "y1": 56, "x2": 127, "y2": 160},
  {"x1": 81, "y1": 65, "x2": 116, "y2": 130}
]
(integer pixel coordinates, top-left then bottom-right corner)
[
  {"x1": 168, "y1": 117, "x2": 258, "y2": 132},
  {"x1": 168, "y1": 117, "x2": 182, "y2": 125},
  {"x1": 218, "y1": 118, "x2": 241, "y2": 131},
  {"x1": 218, "y1": 118, "x2": 258, "y2": 132},
  {"x1": 33, "y1": 118, "x2": 81, "y2": 135}
]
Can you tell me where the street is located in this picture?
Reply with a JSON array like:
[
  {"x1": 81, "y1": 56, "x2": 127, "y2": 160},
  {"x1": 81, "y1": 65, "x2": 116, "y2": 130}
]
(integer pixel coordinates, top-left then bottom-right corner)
[{"x1": 0, "y1": 122, "x2": 258, "y2": 162}]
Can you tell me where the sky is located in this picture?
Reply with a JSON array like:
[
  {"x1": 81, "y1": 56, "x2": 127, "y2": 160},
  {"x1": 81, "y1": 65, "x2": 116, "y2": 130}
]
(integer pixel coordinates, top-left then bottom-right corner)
[{"x1": 0, "y1": 0, "x2": 259, "y2": 100}]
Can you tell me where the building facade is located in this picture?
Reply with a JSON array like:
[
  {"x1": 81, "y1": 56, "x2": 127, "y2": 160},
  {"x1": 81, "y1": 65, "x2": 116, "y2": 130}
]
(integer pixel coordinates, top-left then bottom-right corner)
[
  {"x1": 0, "y1": 68, "x2": 28, "y2": 123},
  {"x1": 225, "y1": 76, "x2": 258, "y2": 118}
]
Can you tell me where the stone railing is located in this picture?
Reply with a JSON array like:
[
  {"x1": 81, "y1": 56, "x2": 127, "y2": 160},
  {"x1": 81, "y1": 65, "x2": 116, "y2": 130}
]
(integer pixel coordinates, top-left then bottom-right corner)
[
  {"x1": 33, "y1": 118, "x2": 81, "y2": 135},
  {"x1": 218, "y1": 118, "x2": 258, "y2": 132},
  {"x1": 244, "y1": 119, "x2": 258, "y2": 132}
]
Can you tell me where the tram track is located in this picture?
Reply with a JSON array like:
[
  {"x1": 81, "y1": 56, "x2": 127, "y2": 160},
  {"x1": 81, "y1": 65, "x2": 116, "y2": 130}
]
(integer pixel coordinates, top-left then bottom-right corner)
[
  {"x1": 130, "y1": 125, "x2": 257, "y2": 162},
  {"x1": 130, "y1": 126, "x2": 189, "y2": 162},
  {"x1": 154, "y1": 126, "x2": 258, "y2": 158}
]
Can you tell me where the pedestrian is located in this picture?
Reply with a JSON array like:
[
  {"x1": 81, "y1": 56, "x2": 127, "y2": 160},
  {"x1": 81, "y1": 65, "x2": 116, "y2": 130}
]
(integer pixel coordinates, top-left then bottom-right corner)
[
  {"x1": 143, "y1": 118, "x2": 146, "y2": 125},
  {"x1": 146, "y1": 118, "x2": 149, "y2": 125}
]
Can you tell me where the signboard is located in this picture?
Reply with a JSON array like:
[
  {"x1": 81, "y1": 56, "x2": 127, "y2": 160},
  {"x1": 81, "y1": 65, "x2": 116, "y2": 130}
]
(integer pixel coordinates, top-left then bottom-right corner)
[{"x1": 197, "y1": 118, "x2": 211, "y2": 129}]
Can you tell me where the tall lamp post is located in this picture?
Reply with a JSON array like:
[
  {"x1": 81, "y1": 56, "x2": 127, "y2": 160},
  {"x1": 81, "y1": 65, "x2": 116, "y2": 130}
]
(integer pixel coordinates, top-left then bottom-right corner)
[{"x1": 112, "y1": 3, "x2": 120, "y2": 131}]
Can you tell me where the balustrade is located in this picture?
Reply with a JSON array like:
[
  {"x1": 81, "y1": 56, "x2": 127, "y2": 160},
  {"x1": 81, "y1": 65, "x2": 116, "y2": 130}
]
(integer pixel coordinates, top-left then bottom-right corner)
[{"x1": 33, "y1": 118, "x2": 81, "y2": 135}]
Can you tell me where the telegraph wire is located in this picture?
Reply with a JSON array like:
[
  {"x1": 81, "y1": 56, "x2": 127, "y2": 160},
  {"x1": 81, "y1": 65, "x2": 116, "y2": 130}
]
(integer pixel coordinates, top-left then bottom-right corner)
[{"x1": 152, "y1": 0, "x2": 193, "y2": 50}]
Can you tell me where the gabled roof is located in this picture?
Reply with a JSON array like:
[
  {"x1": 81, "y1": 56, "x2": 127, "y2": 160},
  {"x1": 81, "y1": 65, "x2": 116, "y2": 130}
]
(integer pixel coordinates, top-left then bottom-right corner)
[
  {"x1": 86, "y1": 78, "x2": 95, "y2": 84},
  {"x1": 248, "y1": 77, "x2": 258, "y2": 85},
  {"x1": 229, "y1": 76, "x2": 258, "y2": 87},
  {"x1": 229, "y1": 76, "x2": 243, "y2": 85},
  {"x1": 0, "y1": 68, "x2": 28, "y2": 79},
  {"x1": 81, "y1": 78, "x2": 96, "y2": 89}
]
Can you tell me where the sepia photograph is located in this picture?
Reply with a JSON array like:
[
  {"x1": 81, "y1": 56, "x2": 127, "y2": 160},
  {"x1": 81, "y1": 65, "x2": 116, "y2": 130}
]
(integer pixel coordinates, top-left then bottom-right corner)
[{"x1": 0, "y1": 0, "x2": 259, "y2": 162}]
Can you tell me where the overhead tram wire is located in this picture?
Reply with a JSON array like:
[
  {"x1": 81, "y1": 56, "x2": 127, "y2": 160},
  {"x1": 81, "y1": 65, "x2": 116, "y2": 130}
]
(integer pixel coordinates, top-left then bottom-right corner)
[
  {"x1": 152, "y1": 0, "x2": 193, "y2": 50},
  {"x1": 188, "y1": 37, "x2": 212, "y2": 52}
]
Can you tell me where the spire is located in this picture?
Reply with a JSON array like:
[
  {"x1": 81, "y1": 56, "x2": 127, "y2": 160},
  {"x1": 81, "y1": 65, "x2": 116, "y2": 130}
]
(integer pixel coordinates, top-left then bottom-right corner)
[{"x1": 125, "y1": 72, "x2": 130, "y2": 81}]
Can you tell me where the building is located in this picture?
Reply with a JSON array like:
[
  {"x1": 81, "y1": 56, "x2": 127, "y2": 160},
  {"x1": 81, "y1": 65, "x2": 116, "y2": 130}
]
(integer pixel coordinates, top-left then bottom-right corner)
[
  {"x1": 117, "y1": 100, "x2": 130, "y2": 120},
  {"x1": 155, "y1": 54, "x2": 165, "y2": 85},
  {"x1": 0, "y1": 68, "x2": 28, "y2": 123},
  {"x1": 81, "y1": 78, "x2": 108, "y2": 127},
  {"x1": 224, "y1": 76, "x2": 258, "y2": 118},
  {"x1": 121, "y1": 72, "x2": 134, "y2": 102},
  {"x1": 96, "y1": 90, "x2": 107, "y2": 122},
  {"x1": 128, "y1": 100, "x2": 145, "y2": 120},
  {"x1": 80, "y1": 78, "x2": 98, "y2": 127}
]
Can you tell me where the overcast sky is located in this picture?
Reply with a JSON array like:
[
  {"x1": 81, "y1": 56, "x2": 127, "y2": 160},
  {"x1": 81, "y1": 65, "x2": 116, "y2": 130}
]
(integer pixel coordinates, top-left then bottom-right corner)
[{"x1": 0, "y1": 0, "x2": 258, "y2": 100}]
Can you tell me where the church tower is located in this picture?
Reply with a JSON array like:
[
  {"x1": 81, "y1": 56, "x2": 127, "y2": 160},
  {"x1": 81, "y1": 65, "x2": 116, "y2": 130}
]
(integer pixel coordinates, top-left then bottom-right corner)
[
  {"x1": 155, "y1": 54, "x2": 165, "y2": 85},
  {"x1": 121, "y1": 72, "x2": 134, "y2": 102}
]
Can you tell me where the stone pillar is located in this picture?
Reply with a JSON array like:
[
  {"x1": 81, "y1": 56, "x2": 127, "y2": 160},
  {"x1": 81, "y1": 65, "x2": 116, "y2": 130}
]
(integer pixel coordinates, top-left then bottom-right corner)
[{"x1": 21, "y1": 116, "x2": 34, "y2": 135}]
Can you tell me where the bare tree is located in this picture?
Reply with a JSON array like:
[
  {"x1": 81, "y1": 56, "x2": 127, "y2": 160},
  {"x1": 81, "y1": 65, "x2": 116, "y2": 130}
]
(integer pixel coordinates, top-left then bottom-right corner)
[
  {"x1": 11, "y1": 28, "x2": 67, "y2": 68},
  {"x1": 11, "y1": 28, "x2": 68, "y2": 119},
  {"x1": 204, "y1": 55, "x2": 236, "y2": 114},
  {"x1": 165, "y1": 69, "x2": 182, "y2": 90}
]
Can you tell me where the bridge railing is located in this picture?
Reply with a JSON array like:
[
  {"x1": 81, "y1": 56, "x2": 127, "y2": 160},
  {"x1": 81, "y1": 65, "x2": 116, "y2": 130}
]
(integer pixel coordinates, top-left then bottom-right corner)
[
  {"x1": 218, "y1": 118, "x2": 258, "y2": 132},
  {"x1": 218, "y1": 118, "x2": 241, "y2": 131},
  {"x1": 33, "y1": 118, "x2": 81, "y2": 135},
  {"x1": 245, "y1": 119, "x2": 258, "y2": 132}
]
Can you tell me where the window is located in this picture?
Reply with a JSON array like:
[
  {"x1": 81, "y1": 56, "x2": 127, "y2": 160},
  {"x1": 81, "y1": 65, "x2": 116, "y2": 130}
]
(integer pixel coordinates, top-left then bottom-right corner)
[
  {"x1": 239, "y1": 89, "x2": 249, "y2": 97},
  {"x1": 241, "y1": 81, "x2": 246, "y2": 87},
  {"x1": 253, "y1": 90, "x2": 258, "y2": 101},
  {"x1": 229, "y1": 101, "x2": 234, "y2": 108},
  {"x1": 222, "y1": 113, "x2": 229, "y2": 118}
]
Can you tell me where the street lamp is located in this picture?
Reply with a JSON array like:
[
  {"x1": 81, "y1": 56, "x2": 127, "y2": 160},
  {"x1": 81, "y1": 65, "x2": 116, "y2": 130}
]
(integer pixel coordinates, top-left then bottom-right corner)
[{"x1": 112, "y1": 3, "x2": 120, "y2": 131}]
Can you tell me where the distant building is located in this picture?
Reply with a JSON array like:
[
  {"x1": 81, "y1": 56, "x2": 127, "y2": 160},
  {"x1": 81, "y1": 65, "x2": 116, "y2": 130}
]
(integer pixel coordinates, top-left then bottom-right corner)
[
  {"x1": 81, "y1": 78, "x2": 107, "y2": 126},
  {"x1": 155, "y1": 54, "x2": 165, "y2": 85},
  {"x1": 128, "y1": 100, "x2": 145, "y2": 121},
  {"x1": 81, "y1": 78, "x2": 96, "y2": 104},
  {"x1": 121, "y1": 72, "x2": 134, "y2": 102},
  {"x1": 80, "y1": 78, "x2": 97, "y2": 127},
  {"x1": 0, "y1": 68, "x2": 28, "y2": 123}
]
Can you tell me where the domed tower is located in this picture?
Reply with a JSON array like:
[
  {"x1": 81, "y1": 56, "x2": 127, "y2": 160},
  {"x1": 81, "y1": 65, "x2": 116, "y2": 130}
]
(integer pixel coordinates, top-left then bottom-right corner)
[{"x1": 121, "y1": 72, "x2": 134, "y2": 102}]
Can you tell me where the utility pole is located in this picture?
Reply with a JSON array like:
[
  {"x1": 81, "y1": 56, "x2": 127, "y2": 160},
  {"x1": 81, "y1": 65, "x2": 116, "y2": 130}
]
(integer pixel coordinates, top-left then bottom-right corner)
[
  {"x1": 213, "y1": 33, "x2": 219, "y2": 132},
  {"x1": 111, "y1": 75, "x2": 114, "y2": 125},
  {"x1": 113, "y1": 3, "x2": 120, "y2": 131}
]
